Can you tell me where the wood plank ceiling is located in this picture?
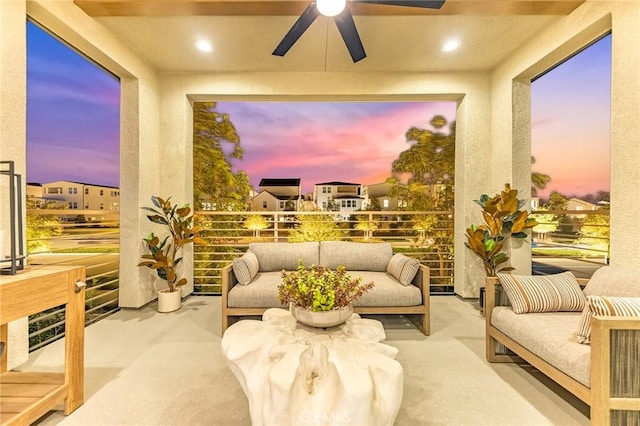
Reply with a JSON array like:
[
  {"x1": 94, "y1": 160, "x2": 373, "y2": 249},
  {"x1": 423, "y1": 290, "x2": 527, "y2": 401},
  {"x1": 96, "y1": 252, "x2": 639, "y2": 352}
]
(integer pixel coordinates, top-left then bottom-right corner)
[{"x1": 75, "y1": 0, "x2": 585, "y2": 17}]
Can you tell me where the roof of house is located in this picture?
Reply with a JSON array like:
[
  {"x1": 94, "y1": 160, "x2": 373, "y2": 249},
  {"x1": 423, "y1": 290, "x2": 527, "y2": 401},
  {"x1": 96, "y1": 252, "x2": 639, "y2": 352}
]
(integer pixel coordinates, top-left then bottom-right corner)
[
  {"x1": 259, "y1": 178, "x2": 301, "y2": 187},
  {"x1": 252, "y1": 190, "x2": 298, "y2": 201},
  {"x1": 315, "y1": 181, "x2": 360, "y2": 186},
  {"x1": 42, "y1": 180, "x2": 119, "y2": 189},
  {"x1": 333, "y1": 195, "x2": 364, "y2": 200}
]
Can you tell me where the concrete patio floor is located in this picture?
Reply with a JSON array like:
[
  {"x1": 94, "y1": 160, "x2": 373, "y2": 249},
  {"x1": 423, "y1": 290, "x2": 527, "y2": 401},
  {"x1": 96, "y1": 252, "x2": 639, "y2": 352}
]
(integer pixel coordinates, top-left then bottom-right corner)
[{"x1": 26, "y1": 295, "x2": 590, "y2": 425}]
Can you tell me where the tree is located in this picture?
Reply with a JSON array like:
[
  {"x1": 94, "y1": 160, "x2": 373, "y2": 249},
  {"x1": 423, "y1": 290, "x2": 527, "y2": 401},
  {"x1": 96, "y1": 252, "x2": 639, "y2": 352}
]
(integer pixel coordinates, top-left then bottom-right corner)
[
  {"x1": 531, "y1": 207, "x2": 558, "y2": 241},
  {"x1": 577, "y1": 212, "x2": 610, "y2": 252},
  {"x1": 193, "y1": 102, "x2": 253, "y2": 210},
  {"x1": 243, "y1": 215, "x2": 270, "y2": 238},
  {"x1": 388, "y1": 115, "x2": 455, "y2": 211},
  {"x1": 288, "y1": 213, "x2": 347, "y2": 242},
  {"x1": 354, "y1": 217, "x2": 379, "y2": 240},
  {"x1": 26, "y1": 196, "x2": 63, "y2": 254},
  {"x1": 545, "y1": 190, "x2": 568, "y2": 211},
  {"x1": 368, "y1": 197, "x2": 381, "y2": 211},
  {"x1": 531, "y1": 156, "x2": 551, "y2": 197}
]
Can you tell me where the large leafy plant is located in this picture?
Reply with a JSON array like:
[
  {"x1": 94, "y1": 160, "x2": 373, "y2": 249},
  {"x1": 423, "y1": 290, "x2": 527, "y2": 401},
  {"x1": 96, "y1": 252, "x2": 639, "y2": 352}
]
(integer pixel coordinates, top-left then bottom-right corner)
[
  {"x1": 465, "y1": 184, "x2": 537, "y2": 277},
  {"x1": 138, "y1": 196, "x2": 205, "y2": 292},
  {"x1": 278, "y1": 261, "x2": 374, "y2": 312}
]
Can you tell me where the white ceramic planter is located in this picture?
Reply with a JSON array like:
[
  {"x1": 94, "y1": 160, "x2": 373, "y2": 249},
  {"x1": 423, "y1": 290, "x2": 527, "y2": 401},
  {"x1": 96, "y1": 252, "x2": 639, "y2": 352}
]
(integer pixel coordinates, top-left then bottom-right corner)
[
  {"x1": 157, "y1": 288, "x2": 181, "y2": 313},
  {"x1": 290, "y1": 304, "x2": 353, "y2": 328}
]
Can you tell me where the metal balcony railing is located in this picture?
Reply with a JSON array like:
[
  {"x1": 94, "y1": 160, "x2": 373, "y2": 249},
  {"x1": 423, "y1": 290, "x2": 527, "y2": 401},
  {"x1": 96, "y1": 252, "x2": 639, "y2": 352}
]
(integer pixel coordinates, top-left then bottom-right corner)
[
  {"x1": 193, "y1": 210, "x2": 456, "y2": 295},
  {"x1": 26, "y1": 208, "x2": 120, "y2": 351}
]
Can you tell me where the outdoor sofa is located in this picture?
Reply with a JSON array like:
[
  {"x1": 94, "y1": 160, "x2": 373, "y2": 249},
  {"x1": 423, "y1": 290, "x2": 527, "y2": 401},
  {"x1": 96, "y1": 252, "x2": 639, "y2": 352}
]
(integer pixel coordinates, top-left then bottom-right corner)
[
  {"x1": 485, "y1": 266, "x2": 640, "y2": 425},
  {"x1": 221, "y1": 241, "x2": 430, "y2": 335}
]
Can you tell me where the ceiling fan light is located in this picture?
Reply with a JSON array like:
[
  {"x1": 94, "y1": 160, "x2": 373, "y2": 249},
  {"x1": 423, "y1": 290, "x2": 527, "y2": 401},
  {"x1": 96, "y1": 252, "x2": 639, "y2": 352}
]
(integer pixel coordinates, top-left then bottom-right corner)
[{"x1": 316, "y1": 0, "x2": 346, "y2": 17}]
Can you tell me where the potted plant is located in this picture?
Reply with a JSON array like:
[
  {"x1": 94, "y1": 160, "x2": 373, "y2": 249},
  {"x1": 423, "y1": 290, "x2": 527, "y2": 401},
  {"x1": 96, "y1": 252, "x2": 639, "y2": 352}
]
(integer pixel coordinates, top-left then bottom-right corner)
[
  {"x1": 138, "y1": 196, "x2": 204, "y2": 312},
  {"x1": 465, "y1": 184, "x2": 538, "y2": 277},
  {"x1": 278, "y1": 260, "x2": 374, "y2": 328}
]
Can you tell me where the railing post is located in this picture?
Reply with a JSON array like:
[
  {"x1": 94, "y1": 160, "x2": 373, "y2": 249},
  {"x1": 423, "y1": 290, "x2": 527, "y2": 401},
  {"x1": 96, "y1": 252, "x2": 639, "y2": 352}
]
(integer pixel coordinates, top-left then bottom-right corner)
[{"x1": 274, "y1": 213, "x2": 279, "y2": 242}]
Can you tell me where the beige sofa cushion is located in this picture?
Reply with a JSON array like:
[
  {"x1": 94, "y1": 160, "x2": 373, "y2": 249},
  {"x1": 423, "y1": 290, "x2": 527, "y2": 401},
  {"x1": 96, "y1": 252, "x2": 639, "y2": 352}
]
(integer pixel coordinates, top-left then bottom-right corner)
[
  {"x1": 491, "y1": 307, "x2": 590, "y2": 387},
  {"x1": 320, "y1": 241, "x2": 392, "y2": 272},
  {"x1": 228, "y1": 271, "x2": 422, "y2": 308},
  {"x1": 228, "y1": 272, "x2": 288, "y2": 308},
  {"x1": 582, "y1": 266, "x2": 640, "y2": 297},
  {"x1": 349, "y1": 271, "x2": 422, "y2": 307},
  {"x1": 248, "y1": 242, "x2": 319, "y2": 272}
]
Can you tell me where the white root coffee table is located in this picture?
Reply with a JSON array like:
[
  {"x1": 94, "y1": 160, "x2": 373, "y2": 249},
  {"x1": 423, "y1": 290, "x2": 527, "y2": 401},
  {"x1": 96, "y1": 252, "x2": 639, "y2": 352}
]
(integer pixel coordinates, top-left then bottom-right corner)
[{"x1": 221, "y1": 308, "x2": 403, "y2": 426}]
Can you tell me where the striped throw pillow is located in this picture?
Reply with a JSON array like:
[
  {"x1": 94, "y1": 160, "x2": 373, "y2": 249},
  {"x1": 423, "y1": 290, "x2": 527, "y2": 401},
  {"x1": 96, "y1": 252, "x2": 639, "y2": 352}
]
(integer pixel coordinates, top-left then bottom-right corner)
[
  {"x1": 386, "y1": 253, "x2": 420, "y2": 286},
  {"x1": 232, "y1": 251, "x2": 259, "y2": 285},
  {"x1": 497, "y1": 272, "x2": 586, "y2": 314},
  {"x1": 577, "y1": 296, "x2": 640, "y2": 344}
]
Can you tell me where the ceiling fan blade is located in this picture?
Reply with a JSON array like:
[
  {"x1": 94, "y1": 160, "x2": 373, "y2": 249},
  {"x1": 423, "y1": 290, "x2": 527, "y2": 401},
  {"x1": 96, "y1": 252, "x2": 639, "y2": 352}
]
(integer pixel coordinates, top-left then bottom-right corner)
[
  {"x1": 357, "y1": 0, "x2": 445, "y2": 8},
  {"x1": 272, "y1": 3, "x2": 320, "y2": 57},
  {"x1": 334, "y1": 7, "x2": 366, "y2": 63}
]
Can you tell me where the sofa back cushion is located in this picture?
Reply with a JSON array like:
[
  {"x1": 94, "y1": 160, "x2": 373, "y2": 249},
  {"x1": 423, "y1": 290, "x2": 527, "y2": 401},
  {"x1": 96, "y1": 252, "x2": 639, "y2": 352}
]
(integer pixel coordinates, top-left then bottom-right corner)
[
  {"x1": 248, "y1": 242, "x2": 319, "y2": 272},
  {"x1": 319, "y1": 241, "x2": 392, "y2": 271},
  {"x1": 582, "y1": 266, "x2": 640, "y2": 297}
]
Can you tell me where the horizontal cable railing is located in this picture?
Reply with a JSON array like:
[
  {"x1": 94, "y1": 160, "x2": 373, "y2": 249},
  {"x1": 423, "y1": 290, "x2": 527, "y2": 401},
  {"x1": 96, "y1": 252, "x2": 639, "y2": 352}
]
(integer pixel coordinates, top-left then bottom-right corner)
[
  {"x1": 194, "y1": 210, "x2": 455, "y2": 295},
  {"x1": 26, "y1": 208, "x2": 120, "y2": 351},
  {"x1": 530, "y1": 209, "x2": 610, "y2": 256}
]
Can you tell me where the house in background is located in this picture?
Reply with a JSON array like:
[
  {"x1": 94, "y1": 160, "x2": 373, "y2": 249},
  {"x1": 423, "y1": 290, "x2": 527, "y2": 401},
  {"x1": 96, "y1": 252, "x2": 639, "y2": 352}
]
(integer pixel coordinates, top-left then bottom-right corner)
[
  {"x1": 567, "y1": 197, "x2": 599, "y2": 211},
  {"x1": 313, "y1": 181, "x2": 363, "y2": 213},
  {"x1": 39, "y1": 180, "x2": 120, "y2": 211},
  {"x1": 250, "y1": 178, "x2": 301, "y2": 211},
  {"x1": 362, "y1": 182, "x2": 404, "y2": 211}
]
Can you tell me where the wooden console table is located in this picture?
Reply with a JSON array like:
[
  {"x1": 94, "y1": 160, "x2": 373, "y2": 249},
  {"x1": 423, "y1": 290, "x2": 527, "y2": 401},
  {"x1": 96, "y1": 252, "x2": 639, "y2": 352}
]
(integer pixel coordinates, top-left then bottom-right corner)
[{"x1": 0, "y1": 265, "x2": 86, "y2": 425}]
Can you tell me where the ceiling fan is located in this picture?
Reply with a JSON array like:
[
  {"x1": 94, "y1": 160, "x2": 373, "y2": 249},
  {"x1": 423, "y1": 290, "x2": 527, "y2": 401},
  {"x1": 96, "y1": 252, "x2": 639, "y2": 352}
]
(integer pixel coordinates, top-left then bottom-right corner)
[{"x1": 272, "y1": 0, "x2": 446, "y2": 63}]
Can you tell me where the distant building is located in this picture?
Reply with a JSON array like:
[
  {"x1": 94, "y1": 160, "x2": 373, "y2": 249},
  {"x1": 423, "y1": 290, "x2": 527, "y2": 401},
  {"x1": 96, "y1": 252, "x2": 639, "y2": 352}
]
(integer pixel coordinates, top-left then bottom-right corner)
[
  {"x1": 250, "y1": 178, "x2": 302, "y2": 211},
  {"x1": 567, "y1": 197, "x2": 598, "y2": 211},
  {"x1": 40, "y1": 180, "x2": 120, "y2": 211},
  {"x1": 362, "y1": 182, "x2": 404, "y2": 211},
  {"x1": 565, "y1": 197, "x2": 599, "y2": 219},
  {"x1": 313, "y1": 181, "x2": 364, "y2": 213}
]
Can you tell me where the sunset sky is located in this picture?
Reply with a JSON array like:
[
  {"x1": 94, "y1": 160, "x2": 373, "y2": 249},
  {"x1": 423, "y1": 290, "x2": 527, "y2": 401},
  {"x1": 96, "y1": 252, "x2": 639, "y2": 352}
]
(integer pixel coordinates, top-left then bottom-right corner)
[{"x1": 26, "y1": 22, "x2": 611, "y2": 200}]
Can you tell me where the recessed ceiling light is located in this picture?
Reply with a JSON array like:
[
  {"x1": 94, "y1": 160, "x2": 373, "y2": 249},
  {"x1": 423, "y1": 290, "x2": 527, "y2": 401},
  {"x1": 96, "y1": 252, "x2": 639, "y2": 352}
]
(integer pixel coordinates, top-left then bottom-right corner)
[
  {"x1": 195, "y1": 39, "x2": 213, "y2": 53},
  {"x1": 441, "y1": 39, "x2": 461, "y2": 53}
]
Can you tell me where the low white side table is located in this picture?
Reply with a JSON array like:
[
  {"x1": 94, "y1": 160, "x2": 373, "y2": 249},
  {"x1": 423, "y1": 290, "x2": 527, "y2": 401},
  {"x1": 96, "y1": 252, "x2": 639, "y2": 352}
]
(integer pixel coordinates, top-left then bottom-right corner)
[{"x1": 221, "y1": 308, "x2": 403, "y2": 426}]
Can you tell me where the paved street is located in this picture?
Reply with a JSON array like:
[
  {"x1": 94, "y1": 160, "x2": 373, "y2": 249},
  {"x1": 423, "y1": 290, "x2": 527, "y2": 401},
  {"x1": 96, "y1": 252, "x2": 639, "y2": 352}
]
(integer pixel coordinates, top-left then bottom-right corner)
[{"x1": 532, "y1": 256, "x2": 606, "y2": 279}]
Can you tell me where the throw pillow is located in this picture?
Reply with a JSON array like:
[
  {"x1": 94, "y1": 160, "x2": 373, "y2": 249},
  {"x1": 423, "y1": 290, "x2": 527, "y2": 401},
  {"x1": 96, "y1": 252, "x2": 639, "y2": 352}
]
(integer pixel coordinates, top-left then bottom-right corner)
[
  {"x1": 232, "y1": 251, "x2": 259, "y2": 285},
  {"x1": 497, "y1": 271, "x2": 586, "y2": 314},
  {"x1": 576, "y1": 295, "x2": 640, "y2": 344},
  {"x1": 386, "y1": 253, "x2": 420, "y2": 286}
]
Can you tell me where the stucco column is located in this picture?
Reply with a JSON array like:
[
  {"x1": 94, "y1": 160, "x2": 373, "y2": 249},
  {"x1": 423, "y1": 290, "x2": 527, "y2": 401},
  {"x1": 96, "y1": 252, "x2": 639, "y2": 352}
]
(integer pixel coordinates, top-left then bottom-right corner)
[
  {"x1": 510, "y1": 79, "x2": 533, "y2": 275},
  {"x1": 158, "y1": 83, "x2": 194, "y2": 295},
  {"x1": 0, "y1": 0, "x2": 29, "y2": 369},
  {"x1": 119, "y1": 76, "x2": 163, "y2": 308},
  {"x1": 453, "y1": 77, "x2": 492, "y2": 298},
  {"x1": 609, "y1": 5, "x2": 640, "y2": 267}
]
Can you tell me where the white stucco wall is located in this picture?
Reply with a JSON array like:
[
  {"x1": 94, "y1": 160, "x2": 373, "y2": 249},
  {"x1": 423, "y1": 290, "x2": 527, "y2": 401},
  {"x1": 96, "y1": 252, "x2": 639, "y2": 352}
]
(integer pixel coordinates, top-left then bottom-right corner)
[
  {"x1": 0, "y1": 0, "x2": 29, "y2": 371},
  {"x1": 14, "y1": 0, "x2": 162, "y2": 309},
  {"x1": 163, "y1": 71, "x2": 492, "y2": 297},
  {"x1": 489, "y1": 1, "x2": 640, "y2": 284}
]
